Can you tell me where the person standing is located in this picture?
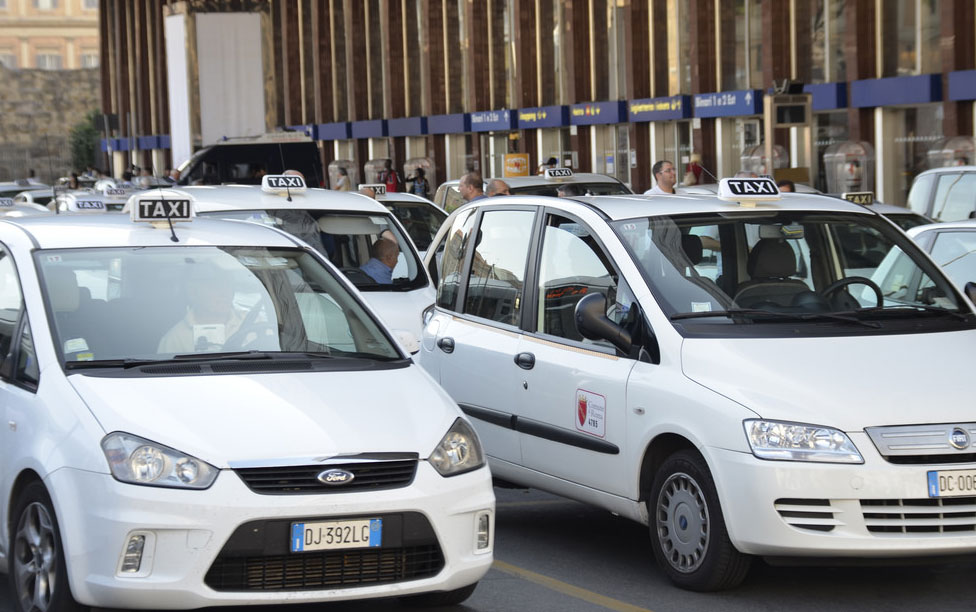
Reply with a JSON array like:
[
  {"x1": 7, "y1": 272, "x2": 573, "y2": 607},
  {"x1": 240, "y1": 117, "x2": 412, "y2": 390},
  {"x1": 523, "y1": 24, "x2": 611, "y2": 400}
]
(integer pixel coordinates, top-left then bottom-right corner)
[
  {"x1": 459, "y1": 172, "x2": 486, "y2": 202},
  {"x1": 379, "y1": 159, "x2": 401, "y2": 193},
  {"x1": 776, "y1": 179, "x2": 795, "y2": 192},
  {"x1": 410, "y1": 167, "x2": 430, "y2": 198},
  {"x1": 334, "y1": 167, "x2": 352, "y2": 191},
  {"x1": 485, "y1": 179, "x2": 511, "y2": 197},
  {"x1": 644, "y1": 160, "x2": 677, "y2": 195}
]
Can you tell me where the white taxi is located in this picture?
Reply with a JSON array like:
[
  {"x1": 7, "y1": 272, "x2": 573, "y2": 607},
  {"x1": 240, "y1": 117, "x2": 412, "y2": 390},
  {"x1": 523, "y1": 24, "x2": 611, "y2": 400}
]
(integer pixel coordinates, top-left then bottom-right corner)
[
  {"x1": 421, "y1": 178, "x2": 976, "y2": 591},
  {"x1": 359, "y1": 183, "x2": 448, "y2": 257},
  {"x1": 433, "y1": 168, "x2": 632, "y2": 211},
  {"x1": 169, "y1": 176, "x2": 434, "y2": 340},
  {"x1": 0, "y1": 193, "x2": 493, "y2": 610}
]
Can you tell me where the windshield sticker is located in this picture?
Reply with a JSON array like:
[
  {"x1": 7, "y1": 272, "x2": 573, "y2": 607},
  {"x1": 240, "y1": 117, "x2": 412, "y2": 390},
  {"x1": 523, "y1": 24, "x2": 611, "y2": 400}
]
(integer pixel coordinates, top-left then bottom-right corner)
[
  {"x1": 576, "y1": 389, "x2": 606, "y2": 438},
  {"x1": 64, "y1": 338, "x2": 89, "y2": 354},
  {"x1": 691, "y1": 302, "x2": 712, "y2": 313},
  {"x1": 46, "y1": 255, "x2": 62, "y2": 263}
]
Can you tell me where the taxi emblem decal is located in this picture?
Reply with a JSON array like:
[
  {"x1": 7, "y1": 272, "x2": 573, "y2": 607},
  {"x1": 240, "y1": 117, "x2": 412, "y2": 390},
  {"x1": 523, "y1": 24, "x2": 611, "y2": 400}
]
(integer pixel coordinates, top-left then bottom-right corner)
[
  {"x1": 949, "y1": 428, "x2": 970, "y2": 450},
  {"x1": 317, "y1": 469, "x2": 355, "y2": 485}
]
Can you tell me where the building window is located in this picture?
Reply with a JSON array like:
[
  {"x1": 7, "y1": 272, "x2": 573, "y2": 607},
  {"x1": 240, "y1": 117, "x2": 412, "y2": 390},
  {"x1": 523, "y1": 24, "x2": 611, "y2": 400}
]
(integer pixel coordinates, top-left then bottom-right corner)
[
  {"x1": 81, "y1": 53, "x2": 98, "y2": 68},
  {"x1": 882, "y1": 0, "x2": 941, "y2": 77},
  {"x1": 33, "y1": 0, "x2": 58, "y2": 9},
  {"x1": 84, "y1": 0, "x2": 97, "y2": 8},
  {"x1": 667, "y1": 0, "x2": 692, "y2": 95},
  {"x1": 0, "y1": 54, "x2": 15, "y2": 69},
  {"x1": 35, "y1": 53, "x2": 62, "y2": 70}
]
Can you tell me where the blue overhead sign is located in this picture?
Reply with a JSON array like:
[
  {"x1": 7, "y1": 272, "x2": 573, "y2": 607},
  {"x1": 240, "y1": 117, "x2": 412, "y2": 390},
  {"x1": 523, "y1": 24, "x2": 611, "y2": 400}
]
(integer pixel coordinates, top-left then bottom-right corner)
[
  {"x1": 802, "y1": 82, "x2": 847, "y2": 111},
  {"x1": 628, "y1": 95, "x2": 691, "y2": 122},
  {"x1": 851, "y1": 74, "x2": 941, "y2": 108},
  {"x1": 693, "y1": 89, "x2": 762, "y2": 118},
  {"x1": 317, "y1": 122, "x2": 351, "y2": 141},
  {"x1": 388, "y1": 116, "x2": 427, "y2": 137},
  {"x1": 569, "y1": 101, "x2": 626, "y2": 126},
  {"x1": 949, "y1": 70, "x2": 976, "y2": 101},
  {"x1": 427, "y1": 113, "x2": 470, "y2": 135},
  {"x1": 517, "y1": 105, "x2": 568, "y2": 129},
  {"x1": 470, "y1": 109, "x2": 516, "y2": 132},
  {"x1": 350, "y1": 119, "x2": 388, "y2": 139}
]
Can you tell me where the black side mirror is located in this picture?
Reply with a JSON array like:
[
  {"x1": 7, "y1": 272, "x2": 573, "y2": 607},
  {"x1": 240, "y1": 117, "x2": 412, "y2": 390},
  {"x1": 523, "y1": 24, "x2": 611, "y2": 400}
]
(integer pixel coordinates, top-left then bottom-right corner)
[
  {"x1": 574, "y1": 292, "x2": 631, "y2": 354},
  {"x1": 965, "y1": 282, "x2": 976, "y2": 306}
]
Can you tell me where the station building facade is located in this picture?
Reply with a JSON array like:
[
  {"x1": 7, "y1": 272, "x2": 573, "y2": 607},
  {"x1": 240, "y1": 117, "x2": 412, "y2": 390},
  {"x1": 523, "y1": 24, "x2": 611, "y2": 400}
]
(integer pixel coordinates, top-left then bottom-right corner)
[{"x1": 101, "y1": 0, "x2": 975, "y2": 205}]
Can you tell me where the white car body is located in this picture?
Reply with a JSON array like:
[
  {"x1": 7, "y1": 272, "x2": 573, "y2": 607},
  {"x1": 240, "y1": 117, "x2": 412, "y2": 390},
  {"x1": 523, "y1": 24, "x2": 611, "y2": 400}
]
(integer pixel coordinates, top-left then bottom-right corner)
[
  {"x1": 420, "y1": 187, "x2": 976, "y2": 590},
  {"x1": 433, "y1": 171, "x2": 632, "y2": 211},
  {"x1": 167, "y1": 184, "x2": 436, "y2": 340},
  {"x1": 0, "y1": 213, "x2": 493, "y2": 609}
]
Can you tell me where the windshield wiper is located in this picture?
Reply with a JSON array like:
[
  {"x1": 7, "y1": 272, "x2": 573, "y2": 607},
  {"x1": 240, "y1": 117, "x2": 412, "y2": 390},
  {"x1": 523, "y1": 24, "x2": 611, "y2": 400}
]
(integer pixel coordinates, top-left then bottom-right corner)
[
  {"x1": 837, "y1": 305, "x2": 971, "y2": 321},
  {"x1": 64, "y1": 358, "x2": 176, "y2": 370},
  {"x1": 671, "y1": 308, "x2": 881, "y2": 328}
]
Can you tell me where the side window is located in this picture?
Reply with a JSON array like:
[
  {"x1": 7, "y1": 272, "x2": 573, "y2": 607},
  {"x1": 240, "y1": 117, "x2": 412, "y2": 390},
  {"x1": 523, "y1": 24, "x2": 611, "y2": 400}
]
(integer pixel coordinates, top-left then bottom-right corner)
[
  {"x1": 435, "y1": 210, "x2": 476, "y2": 310},
  {"x1": 930, "y1": 231, "x2": 976, "y2": 290},
  {"x1": 16, "y1": 318, "x2": 38, "y2": 385},
  {"x1": 0, "y1": 250, "x2": 23, "y2": 370},
  {"x1": 906, "y1": 174, "x2": 934, "y2": 216},
  {"x1": 463, "y1": 210, "x2": 534, "y2": 325},
  {"x1": 932, "y1": 173, "x2": 976, "y2": 222},
  {"x1": 536, "y1": 215, "x2": 628, "y2": 345}
]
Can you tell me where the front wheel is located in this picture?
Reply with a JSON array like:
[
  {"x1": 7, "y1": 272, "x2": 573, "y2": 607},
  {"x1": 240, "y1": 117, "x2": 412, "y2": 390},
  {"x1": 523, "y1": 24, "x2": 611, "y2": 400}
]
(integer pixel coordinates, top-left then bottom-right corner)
[
  {"x1": 648, "y1": 450, "x2": 751, "y2": 591},
  {"x1": 9, "y1": 481, "x2": 85, "y2": 612}
]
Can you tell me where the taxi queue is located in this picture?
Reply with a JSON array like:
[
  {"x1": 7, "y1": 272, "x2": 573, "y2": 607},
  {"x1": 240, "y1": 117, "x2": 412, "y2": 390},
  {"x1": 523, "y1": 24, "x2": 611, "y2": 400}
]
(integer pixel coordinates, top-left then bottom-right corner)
[{"x1": 0, "y1": 170, "x2": 975, "y2": 610}]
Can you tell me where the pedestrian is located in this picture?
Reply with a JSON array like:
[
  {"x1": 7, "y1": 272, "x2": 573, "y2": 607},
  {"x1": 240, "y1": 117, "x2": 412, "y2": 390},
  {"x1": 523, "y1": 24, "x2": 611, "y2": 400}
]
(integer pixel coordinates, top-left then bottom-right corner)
[
  {"x1": 776, "y1": 179, "x2": 795, "y2": 192},
  {"x1": 485, "y1": 179, "x2": 511, "y2": 197},
  {"x1": 409, "y1": 167, "x2": 430, "y2": 198},
  {"x1": 644, "y1": 160, "x2": 676, "y2": 195},
  {"x1": 459, "y1": 172, "x2": 485, "y2": 202},
  {"x1": 683, "y1": 153, "x2": 704, "y2": 186},
  {"x1": 334, "y1": 167, "x2": 352, "y2": 191},
  {"x1": 358, "y1": 186, "x2": 376, "y2": 199},
  {"x1": 537, "y1": 156, "x2": 558, "y2": 175},
  {"x1": 379, "y1": 159, "x2": 401, "y2": 193}
]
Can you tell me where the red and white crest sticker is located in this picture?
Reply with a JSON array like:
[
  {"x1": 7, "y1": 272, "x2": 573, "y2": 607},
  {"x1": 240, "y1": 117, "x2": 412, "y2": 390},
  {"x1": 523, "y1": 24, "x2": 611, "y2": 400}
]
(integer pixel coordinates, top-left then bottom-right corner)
[{"x1": 575, "y1": 389, "x2": 606, "y2": 438}]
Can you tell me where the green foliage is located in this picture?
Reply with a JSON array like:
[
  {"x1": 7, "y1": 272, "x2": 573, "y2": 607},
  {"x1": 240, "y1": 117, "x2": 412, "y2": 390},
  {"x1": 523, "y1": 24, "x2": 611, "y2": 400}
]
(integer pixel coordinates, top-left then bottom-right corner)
[{"x1": 69, "y1": 110, "x2": 99, "y2": 172}]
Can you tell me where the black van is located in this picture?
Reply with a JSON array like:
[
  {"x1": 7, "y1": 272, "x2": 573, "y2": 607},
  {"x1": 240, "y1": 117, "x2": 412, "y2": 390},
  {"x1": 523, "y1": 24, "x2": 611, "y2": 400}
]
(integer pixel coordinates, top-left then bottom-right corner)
[{"x1": 176, "y1": 137, "x2": 324, "y2": 186}]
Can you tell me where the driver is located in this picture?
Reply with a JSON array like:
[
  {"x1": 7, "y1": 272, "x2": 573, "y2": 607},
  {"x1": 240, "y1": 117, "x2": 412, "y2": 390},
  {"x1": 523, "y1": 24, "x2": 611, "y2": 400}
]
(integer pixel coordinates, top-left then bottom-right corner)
[
  {"x1": 359, "y1": 238, "x2": 399, "y2": 284},
  {"x1": 158, "y1": 267, "x2": 245, "y2": 353}
]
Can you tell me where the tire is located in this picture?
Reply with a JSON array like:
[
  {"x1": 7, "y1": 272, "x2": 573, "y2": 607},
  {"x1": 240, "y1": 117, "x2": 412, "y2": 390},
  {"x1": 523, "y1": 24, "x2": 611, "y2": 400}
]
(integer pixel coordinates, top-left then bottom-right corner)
[
  {"x1": 398, "y1": 582, "x2": 478, "y2": 607},
  {"x1": 8, "y1": 481, "x2": 85, "y2": 612},
  {"x1": 648, "y1": 450, "x2": 751, "y2": 591}
]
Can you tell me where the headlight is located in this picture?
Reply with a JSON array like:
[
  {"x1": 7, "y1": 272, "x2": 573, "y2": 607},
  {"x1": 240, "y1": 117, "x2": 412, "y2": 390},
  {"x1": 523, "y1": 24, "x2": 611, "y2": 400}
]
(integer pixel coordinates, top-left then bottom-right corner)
[
  {"x1": 428, "y1": 418, "x2": 485, "y2": 477},
  {"x1": 101, "y1": 432, "x2": 219, "y2": 489},
  {"x1": 744, "y1": 420, "x2": 863, "y2": 464}
]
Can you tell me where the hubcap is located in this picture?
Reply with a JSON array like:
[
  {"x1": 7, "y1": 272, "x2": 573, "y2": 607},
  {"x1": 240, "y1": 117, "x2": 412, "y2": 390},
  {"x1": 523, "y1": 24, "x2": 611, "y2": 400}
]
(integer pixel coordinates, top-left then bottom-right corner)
[
  {"x1": 656, "y1": 471, "x2": 710, "y2": 573},
  {"x1": 13, "y1": 502, "x2": 58, "y2": 612}
]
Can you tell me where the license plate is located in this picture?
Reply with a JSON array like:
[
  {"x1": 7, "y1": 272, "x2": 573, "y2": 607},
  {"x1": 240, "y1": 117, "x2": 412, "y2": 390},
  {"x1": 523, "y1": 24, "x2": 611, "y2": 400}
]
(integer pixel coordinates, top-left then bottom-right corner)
[
  {"x1": 927, "y1": 470, "x2": 976, "y2": 498},
  {"x1": 290, "y1": 518, "x2": 382, "y2": 552}
]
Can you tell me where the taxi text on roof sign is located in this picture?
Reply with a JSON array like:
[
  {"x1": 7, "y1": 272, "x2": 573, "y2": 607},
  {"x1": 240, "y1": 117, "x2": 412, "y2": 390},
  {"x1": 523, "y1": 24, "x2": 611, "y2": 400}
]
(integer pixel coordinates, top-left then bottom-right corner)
[
  {"x1": 544, "y1": 168, "x2": 574, "y2": 179},
  {"x1": 0, "y1": 198, "x2": 13, "y2": 207},
  {"x1": 75, "y1": 200, "x2": 106, "y2": 210},
  {"x1": 358, "y1": 183, "x2": 387, "y2": 195},
  {"x1": 842, "y1": 191, "x2": 874, "y2": 205},
  {"x1": 132, "y1": 198, "x2": 192, "y2": 222},
  {"x1": 717, "y1": 177, "x2": 781, "y2": 204},
  {"x1": 262, "y1": 174, "x2": 307, "y2": 194}
]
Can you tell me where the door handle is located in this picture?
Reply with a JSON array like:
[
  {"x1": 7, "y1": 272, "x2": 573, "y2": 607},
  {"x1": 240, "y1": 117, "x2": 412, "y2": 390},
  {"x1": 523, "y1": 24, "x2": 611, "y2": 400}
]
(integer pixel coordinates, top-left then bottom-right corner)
[
  {"x1": 514, "y1": 352, "x2": 535, "y2": 370},
  {"x1": 437, "y1": 337, "x2": 455, "y2": 354}
]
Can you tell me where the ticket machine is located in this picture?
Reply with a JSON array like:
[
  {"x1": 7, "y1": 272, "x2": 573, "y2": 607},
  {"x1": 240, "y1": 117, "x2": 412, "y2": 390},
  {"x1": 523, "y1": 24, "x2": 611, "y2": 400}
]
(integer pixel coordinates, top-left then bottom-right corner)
[{"x1": 823, "y1": 140, "x2": 875, "y2": 194}]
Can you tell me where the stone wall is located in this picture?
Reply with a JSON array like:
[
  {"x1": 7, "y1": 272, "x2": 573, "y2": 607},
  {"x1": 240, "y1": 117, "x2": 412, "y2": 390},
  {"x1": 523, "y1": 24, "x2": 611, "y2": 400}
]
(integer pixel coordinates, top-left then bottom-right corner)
[{"x1": 0, "y1": 65, "x2": 100, "y2": 183}]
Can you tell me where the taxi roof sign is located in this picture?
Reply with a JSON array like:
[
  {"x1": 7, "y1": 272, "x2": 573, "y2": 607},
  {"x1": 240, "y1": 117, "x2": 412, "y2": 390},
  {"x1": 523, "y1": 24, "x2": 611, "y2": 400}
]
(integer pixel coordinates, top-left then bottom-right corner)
[
  {"x1": 544, "y1": 168, "x2": 574, "y2": 180},
  {"x1": 0, "y1": 198, "x2": 14, "y2": 208},
  {"x1": 262, "y1": 174, "x2": 307, "y2": 194},
  {"x1": 128, "y1": 191, "x2": 195, "y2": 223},
  {"x1": 358, "y1": 183, "x2": 387, "y2": 195},
  {"x1": 842, "y1": 191, "x2": 874, "y2": 205},
  {"x1": 717, "y1": 177, "x2": 781, "y2": 205}
]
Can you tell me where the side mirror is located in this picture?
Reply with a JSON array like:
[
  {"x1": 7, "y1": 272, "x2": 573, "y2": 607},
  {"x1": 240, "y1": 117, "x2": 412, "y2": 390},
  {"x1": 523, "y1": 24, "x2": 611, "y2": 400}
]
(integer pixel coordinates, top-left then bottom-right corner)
[
  {"x1": 965, "y1": 282, "x2": 976, "y2": 306},
  {"x1": 574, "y1": 292, "x2": 631, "y2": 354}
]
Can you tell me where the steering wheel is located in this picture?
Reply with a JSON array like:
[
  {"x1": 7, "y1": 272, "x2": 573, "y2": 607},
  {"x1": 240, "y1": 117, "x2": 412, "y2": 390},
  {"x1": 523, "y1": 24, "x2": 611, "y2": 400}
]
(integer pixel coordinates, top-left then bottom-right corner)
[
  {"x1": 224, "y1": 321, "x2": 278, "y2": 350},
  {"x1": 821, "y1": 276, "x2": 883, "y2": 309}
]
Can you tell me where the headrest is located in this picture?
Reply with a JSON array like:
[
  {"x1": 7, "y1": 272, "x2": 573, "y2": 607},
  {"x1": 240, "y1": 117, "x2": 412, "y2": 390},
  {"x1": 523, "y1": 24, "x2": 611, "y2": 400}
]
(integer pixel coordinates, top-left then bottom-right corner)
[
  {"x1": 681, "y1": 234, "x2": 703, "y2": 265},
  {"x1": 46, "y1": 267, "x2": 79, "y2": 312},
  {"x1": 747, "y1": 239, "x2": 797, "y2": 279}
]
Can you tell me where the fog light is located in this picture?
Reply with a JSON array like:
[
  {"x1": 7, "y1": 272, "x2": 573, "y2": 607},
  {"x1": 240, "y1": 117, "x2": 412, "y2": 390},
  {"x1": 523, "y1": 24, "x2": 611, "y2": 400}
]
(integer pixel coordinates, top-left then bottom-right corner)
[
  {"x1": 476, "y1": 512, "x2": 491, "y2": 551},
  {"x1": 120, "y1": 535, "x2": 146, "y2": 573}
]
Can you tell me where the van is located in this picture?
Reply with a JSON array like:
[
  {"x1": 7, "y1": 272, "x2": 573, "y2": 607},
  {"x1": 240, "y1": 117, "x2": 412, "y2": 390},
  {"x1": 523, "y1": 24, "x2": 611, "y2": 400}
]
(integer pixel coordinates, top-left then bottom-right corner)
[{"x1": 176, "y1": 135, "x2": 324, "y2": 187}]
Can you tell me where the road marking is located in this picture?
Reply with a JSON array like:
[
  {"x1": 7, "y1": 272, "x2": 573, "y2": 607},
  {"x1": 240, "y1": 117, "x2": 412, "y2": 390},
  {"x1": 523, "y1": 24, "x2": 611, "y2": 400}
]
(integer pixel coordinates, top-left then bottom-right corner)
[{"x1": 492, "y1": 560, "x2": 654, "y2": 612}]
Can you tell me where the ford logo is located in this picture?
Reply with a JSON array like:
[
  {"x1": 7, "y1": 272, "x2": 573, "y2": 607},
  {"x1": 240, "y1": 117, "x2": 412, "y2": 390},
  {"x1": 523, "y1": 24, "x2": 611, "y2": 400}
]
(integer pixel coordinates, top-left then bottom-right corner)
[
  {"x1": 317, "y1": 469, "x2": 355, "y2": 485},
  {"x1": 949, "y1": 428, "x2": 971, "y2": 450}
]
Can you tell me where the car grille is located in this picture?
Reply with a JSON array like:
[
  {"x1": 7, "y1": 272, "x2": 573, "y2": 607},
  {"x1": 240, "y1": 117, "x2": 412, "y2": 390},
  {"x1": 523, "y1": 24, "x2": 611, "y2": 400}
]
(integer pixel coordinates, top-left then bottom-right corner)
[
  {"x1": 861, "y1": 497, "x2": 976, "y2": 534},
  {"x1": 235, "y1": 459, "x2": 418, "y2": 495},
  {"x1": 774, "y1": 498, "x2": 839, "y2": 532},
  {"x1": 865, "y1": 423, "x2": 976, "y2": 464},
  {"x1": 204, "y1": 545, "x2": 444, "y2": 591}
]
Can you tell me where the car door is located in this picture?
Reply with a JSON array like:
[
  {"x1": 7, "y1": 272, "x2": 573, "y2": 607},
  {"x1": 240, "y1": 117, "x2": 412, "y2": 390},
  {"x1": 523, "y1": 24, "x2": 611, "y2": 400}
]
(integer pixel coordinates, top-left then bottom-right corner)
[
  {"x1": 426, "y1": 206, "x2": 538, "y2": 466},
  {"x1": 515, "y1": 210, "x2": 638, "y2": 497}
]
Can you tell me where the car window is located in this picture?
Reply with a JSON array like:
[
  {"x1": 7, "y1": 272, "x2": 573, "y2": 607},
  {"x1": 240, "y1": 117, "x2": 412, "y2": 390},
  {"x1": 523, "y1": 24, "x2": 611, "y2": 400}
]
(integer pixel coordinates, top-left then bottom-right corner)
[
  {"x1": 37, "y1": 246, "x2": 400, "y2": 362},
  {"x1": 510, "y1": 182, "x2": 631, "y2": 197},
  {"x1": 462, "y1": 210, "x2": 534, "y2": 326},
  {"x1": 906, "y1": 174, "x2": 934, "y2": 217},
  {"x1": 383, "y1": 200, "x2": 447, "y2": 252},
  {"x1": 536, "y1": 214, "x2": 630, "y2": 347},
  {"x1": 929, "y1": 231, "x2": 976, "y2": 290},
  {"x1": 931, "y1": 173, "x2": 976, "y2": 222},
  {"x1": 435, "y1": 209, "x2": 476, "y2": 310},
  {"x1": 15, "y1": 318, "x2": 38, "y2": 385},
  {"x1": 0, "y1": 249, "x2": 23, "y2": 372}
]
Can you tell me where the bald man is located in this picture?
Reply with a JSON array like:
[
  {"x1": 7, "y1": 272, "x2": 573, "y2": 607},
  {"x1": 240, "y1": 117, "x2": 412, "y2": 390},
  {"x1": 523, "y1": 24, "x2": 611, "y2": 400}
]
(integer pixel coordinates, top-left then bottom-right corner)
[
  {"x1": 359, "y1": 238, "x2": 400, "y2": 284},
  {"x1": 486, "y1": 179, "x2": 511, "y2": 197}
]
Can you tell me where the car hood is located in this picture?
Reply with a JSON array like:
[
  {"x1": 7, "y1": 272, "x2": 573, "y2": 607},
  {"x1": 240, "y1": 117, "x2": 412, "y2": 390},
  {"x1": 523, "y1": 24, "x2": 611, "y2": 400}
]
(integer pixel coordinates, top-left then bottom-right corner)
[
  {"x1": 67, "y1": 366, "x2": 459, "y2": 467},
  {"x1": 681, "y1": 330, "x2": 976, "y2": 431}
]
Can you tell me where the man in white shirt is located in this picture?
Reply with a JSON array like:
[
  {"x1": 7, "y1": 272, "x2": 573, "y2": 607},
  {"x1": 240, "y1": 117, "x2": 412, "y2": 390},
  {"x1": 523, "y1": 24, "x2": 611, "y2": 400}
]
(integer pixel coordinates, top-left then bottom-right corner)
[{"x1": 643, "y1": 160, "x2": 677, "y2": 195}]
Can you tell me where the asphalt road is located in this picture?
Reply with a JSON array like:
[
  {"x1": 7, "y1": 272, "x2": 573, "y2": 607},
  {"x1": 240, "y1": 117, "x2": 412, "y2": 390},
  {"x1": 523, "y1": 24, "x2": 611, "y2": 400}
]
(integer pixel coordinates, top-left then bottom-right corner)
[{"x1": 3, "y1": 487, "x2": 976, "y2": 611}]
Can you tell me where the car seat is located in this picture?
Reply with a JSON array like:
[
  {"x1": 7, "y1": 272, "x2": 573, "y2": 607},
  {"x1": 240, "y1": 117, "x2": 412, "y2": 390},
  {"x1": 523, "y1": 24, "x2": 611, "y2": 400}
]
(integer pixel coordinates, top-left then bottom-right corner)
[{"x1": 732, "y1": 239, "x2": 809, "y2": 308}]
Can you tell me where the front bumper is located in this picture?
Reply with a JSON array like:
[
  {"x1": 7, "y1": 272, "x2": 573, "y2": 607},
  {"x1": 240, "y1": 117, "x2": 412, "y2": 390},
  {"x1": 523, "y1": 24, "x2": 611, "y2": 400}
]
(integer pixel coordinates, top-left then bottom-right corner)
[
  {"x1": 709, "y1": 441, "x2": 976, "y2": 558},
  {"x1": 47, "y1": 462, "x2": 494, "y2": 609}
]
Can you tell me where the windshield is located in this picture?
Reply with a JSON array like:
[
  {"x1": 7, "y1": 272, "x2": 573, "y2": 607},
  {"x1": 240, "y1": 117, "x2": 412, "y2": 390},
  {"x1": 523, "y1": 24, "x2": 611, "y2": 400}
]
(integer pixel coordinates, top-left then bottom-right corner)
[
  {"x1": 611, "y1": 211, "x2": 973, "y2": 335},
  {"x1": 38, "y1": 246, "x2": 400, "y2": 363},
  {"x1": 510, "y1": 182, "x2": 631, "y2": 197},
  {"x1": 381, "y1": 200, "x2": 447, "y2": 252},
  {"x1": 199, "y1": 209, "x2": 427, "y2": 292}
]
